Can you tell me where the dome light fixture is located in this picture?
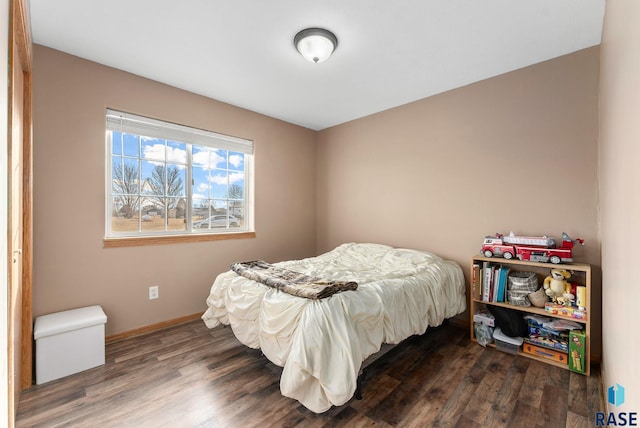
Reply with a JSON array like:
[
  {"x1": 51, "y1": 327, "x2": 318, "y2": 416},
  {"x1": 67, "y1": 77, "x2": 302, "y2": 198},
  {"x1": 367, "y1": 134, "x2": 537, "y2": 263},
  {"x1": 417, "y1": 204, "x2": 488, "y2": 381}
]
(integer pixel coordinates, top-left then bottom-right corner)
[{"x1": 294, "y1": 28, "x2": 338, "y2": 64}]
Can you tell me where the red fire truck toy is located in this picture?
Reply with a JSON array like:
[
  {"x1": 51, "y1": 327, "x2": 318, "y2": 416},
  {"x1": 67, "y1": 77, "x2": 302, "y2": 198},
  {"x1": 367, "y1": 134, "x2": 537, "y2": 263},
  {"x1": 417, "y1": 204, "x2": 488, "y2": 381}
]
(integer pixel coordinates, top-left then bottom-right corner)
[{"x1": 481, "y1": 232, "x2": 584, "y2": 264}]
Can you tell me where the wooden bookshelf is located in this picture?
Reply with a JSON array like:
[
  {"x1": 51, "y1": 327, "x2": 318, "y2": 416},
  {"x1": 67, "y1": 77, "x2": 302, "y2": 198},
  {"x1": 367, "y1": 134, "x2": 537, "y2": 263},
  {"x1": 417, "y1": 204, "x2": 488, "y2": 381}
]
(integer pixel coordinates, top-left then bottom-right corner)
[{"x1": 470, "y1": 255, "x2": 591, "y2": 375}]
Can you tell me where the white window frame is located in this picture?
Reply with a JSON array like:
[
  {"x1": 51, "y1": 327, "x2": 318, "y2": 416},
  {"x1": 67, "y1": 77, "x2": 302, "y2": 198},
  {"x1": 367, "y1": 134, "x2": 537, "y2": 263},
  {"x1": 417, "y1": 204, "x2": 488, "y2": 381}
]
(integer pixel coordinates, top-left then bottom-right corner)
[{"x1": 105, "y1": 109, "x2": 254, "y2": 242}]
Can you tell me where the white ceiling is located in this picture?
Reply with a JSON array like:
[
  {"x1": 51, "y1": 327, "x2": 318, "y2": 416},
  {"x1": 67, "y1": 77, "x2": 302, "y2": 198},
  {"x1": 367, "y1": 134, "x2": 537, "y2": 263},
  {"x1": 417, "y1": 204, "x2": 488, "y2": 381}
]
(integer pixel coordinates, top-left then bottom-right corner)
[{"x1": 28, "y1": 0, "x2": 605, "y2": 131}]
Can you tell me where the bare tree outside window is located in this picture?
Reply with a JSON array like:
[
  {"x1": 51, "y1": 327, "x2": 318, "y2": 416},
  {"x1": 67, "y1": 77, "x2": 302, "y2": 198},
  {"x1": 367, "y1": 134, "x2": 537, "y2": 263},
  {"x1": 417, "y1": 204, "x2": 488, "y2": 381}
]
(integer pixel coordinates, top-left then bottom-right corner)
[
  {"x1": 144, "y1": 165, "x2": 184, "y2": 217},
  {"x1": 228, "y1": 184, "x2": 244, "y2": 218},
  {"x1": 112, "y1": 161, "x2": 140, "y2": 218}
]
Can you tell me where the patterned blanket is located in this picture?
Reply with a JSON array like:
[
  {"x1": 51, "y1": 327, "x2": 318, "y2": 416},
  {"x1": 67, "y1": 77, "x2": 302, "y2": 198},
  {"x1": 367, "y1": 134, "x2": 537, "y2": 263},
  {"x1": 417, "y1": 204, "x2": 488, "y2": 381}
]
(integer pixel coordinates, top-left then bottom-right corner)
[{"x1": 230, "y1": 260, "x2": 358, "y2": 299}]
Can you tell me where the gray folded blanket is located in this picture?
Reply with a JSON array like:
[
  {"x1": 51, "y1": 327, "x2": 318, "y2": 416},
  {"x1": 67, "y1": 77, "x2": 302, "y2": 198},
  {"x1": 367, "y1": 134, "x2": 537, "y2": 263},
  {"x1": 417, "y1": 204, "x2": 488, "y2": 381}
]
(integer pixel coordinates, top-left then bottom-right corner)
[{"x1": 230, "y1": 260, "x2": 358, "y2": 299}]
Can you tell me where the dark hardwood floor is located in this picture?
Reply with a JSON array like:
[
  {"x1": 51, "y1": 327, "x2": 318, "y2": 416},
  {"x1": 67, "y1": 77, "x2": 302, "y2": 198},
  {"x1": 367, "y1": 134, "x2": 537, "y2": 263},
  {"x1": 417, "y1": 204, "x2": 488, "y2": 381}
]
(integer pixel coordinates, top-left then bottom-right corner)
[{"x1": 16, "y1": 319, "x2": 604, "y2": 427}]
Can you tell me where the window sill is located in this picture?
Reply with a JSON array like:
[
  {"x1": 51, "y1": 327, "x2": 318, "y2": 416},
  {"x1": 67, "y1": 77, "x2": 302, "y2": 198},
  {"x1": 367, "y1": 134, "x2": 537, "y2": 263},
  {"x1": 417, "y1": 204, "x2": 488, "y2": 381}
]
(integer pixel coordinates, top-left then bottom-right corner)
[{"x1": 103, "y1": 231, "x2": 256, "y2": 248}]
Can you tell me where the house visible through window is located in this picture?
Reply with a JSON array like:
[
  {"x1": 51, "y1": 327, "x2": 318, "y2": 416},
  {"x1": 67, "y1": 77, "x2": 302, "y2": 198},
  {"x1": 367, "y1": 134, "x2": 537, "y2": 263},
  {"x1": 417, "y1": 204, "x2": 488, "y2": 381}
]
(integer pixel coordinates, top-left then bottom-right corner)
[{"x1": 106, "y1": 109, "x2": 254, "y2": 238}]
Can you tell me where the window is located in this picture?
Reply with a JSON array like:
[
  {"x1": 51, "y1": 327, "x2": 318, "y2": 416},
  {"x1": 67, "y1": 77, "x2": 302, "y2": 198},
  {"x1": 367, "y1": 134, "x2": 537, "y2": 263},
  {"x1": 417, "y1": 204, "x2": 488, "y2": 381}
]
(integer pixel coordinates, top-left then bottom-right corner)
[{"x1": 106, "y1": 109, "x2": 254, "y2": 240}]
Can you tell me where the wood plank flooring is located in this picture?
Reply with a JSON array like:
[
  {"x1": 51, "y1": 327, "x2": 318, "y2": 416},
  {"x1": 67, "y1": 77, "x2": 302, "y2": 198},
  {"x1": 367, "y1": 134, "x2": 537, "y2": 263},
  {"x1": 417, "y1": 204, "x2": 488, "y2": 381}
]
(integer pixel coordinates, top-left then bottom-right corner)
[{"x1": 16, "y1": 319, "x2": 604, "y2": 427}]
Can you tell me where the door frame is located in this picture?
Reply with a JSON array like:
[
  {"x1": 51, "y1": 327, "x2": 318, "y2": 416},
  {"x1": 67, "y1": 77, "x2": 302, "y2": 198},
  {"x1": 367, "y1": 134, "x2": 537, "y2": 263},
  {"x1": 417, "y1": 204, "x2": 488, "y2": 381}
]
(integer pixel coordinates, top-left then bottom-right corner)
[
  {"x1": 14, "y1": 0, "x2": 33, "y2": 392},
  {"x1": 8, "y1": 0, "x2": 33, "y2": 419}
]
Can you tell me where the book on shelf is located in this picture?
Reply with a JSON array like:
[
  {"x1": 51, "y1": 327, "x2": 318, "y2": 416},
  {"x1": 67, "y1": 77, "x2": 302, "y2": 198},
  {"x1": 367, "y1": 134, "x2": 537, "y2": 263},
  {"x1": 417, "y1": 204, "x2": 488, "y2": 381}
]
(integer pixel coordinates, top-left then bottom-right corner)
[
  {"x1": 482, "y1": 262, "x2": 493, "y2": 301},
  {"x1": 495, "y1": 265, "x2": 511, "y2": 303},
  {"x1": 472, "y1": 263, "x2": 482, "y2": 301},
  {"x1": 495, "y1": 266, "x2": 503, "y2": 302},
  {"x1": 492, "y1": 267, "x2": 500, "y2": 302},
  {"x1": 479, "y1": 262, "x2": 510, "y2": 303}
]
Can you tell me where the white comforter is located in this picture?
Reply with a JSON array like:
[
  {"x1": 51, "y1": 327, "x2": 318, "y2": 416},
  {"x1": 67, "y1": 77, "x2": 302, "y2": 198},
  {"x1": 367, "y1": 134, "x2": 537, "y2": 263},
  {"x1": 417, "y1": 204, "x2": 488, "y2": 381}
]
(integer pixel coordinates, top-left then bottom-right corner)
[{"x1": 201, "y1": 243, "x2": 466, "y2": 413}]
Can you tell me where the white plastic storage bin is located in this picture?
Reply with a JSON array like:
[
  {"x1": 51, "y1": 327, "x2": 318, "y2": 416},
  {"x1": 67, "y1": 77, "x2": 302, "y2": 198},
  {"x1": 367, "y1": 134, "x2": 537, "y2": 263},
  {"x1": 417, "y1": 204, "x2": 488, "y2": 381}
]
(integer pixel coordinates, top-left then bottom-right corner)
[
  {"x1": 34, "y1": 305, "x2": 107, "y2": 384},
  {"x1": 492, "y1": 327, "x2": 524, "y2": 355}
]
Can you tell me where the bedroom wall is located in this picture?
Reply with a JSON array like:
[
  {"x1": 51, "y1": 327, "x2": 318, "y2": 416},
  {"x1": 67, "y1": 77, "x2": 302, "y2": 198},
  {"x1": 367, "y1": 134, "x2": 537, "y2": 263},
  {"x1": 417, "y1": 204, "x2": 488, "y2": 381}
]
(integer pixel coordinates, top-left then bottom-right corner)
[
  {"x1": 32, "y1": 45, "x2": 317, "y2": 335},
  {"x1": 317, "y1": 47, "x2": 602, "y2": 355},
  {"x1": 599, "y1": 0, "x2": 640, "y2": 411}
]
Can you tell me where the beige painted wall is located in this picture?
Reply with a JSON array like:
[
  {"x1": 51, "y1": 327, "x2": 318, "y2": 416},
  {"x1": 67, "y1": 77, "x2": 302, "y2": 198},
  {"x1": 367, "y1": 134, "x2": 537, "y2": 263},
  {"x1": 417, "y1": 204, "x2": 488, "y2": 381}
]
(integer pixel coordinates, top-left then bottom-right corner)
[
  {"x1": 599, "y1": 1, "x2": 640, "y2": 411},
  {"x1": 32, "y1": 45, "x2": 317, "y2": 335},
  {"x1": 317, "y1": 48, "x2": 602, "y2": 354}
]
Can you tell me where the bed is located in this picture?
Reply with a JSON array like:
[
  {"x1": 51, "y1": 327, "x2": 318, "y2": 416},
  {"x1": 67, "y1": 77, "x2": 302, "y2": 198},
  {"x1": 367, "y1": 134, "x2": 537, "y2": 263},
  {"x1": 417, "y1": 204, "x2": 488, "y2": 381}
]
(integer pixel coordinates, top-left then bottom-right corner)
[{"x1": 201, "y1": 242, "x2": 466, "y2": 413}]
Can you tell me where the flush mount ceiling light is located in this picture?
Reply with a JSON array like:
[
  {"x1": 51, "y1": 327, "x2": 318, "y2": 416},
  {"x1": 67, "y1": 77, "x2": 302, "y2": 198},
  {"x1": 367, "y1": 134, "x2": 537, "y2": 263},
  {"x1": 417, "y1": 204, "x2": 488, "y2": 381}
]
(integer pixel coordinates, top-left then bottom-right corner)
[{"x1": 294, "y1": 28, "x2": 338, "y2": 64}]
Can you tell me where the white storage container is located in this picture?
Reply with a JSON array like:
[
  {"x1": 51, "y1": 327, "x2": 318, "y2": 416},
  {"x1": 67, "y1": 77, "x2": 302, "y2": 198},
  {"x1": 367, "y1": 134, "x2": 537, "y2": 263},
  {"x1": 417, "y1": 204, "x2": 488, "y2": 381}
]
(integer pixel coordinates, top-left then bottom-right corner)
[
  {"x1": 34, "y1": 305, "x2": 107, "y2": 384},
  {"x1": 492, "y1": 327, "x2": 524, "y2": 355}
]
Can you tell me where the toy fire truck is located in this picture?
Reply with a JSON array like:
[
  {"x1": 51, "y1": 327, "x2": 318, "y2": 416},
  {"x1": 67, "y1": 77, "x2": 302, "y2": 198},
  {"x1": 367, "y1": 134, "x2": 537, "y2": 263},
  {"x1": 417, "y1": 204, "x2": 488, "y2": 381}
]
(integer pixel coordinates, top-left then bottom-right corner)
[{"x1": 481, "y1": 232, "x2": 584, "y2": 264}]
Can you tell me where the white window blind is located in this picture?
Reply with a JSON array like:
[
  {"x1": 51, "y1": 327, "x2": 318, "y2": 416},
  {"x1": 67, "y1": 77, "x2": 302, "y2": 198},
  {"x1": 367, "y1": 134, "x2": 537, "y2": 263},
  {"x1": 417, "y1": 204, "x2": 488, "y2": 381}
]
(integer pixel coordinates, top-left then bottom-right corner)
[{"x1": 106, "y1": 109, "x2": 253, "y2": 154}]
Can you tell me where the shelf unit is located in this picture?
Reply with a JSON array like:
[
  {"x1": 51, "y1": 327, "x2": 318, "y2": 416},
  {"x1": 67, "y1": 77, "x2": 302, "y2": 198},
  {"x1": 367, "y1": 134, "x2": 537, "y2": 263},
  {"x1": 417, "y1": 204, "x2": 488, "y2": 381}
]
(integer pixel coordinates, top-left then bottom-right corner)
[{"x1": 470, "y1": 255, "x2": 591, "y2": 375}]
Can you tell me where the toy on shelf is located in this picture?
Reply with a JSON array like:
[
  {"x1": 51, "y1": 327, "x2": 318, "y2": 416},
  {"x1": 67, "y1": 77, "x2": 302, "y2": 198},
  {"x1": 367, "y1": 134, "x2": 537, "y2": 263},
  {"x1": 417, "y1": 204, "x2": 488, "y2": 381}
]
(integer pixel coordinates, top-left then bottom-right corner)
[
  {"x1": 481, "y1": 231, "x2": 584, "y2": 264},
  {"x1": 569, "y1": 330, "x2": 587, "y2": 374},
  {"x1": 543, "y1": 268, "x2": 574, "y2": 305},
  {"x1": 544, "y1": 303, "x2": 587, "y2": 320},
  {"x1": 576, "y1": 286, "x2": 587, "y2": 310}
]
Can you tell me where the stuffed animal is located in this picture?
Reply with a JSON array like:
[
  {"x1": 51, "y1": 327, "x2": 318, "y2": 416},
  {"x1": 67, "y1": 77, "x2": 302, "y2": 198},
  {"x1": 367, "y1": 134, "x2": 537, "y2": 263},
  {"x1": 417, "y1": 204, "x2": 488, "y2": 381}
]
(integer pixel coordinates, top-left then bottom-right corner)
[{"x1": 543, "y1": 268, "x2": 574, "y2": 305}]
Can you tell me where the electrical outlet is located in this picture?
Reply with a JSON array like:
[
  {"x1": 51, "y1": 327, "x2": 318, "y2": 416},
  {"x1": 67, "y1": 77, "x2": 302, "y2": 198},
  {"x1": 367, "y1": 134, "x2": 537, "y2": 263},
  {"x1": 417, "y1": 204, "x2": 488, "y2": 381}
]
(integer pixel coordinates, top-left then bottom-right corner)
[{"x1": 149, "y1": 285, "x2": 159, "y2": 300}]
